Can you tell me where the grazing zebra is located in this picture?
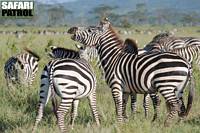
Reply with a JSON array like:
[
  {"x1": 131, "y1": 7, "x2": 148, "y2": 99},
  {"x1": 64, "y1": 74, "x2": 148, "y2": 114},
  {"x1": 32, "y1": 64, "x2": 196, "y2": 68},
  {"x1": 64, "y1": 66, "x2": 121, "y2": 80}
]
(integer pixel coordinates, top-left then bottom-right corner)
[
  {"x1": 4, "y1": 48, "x2": 40, "y2": 87},
  {"x1": 145, "y1": 32, "x2": 200, "y2": 51},
  {"x1": 33, "y1": 46, "x2": 100, "y2": 133},
  {"x1": 144, "y1": 34, "x2": 200, "y2": 73},
  {"x1": 68, "y1": 19, "x2": 194, "y2": 126}
]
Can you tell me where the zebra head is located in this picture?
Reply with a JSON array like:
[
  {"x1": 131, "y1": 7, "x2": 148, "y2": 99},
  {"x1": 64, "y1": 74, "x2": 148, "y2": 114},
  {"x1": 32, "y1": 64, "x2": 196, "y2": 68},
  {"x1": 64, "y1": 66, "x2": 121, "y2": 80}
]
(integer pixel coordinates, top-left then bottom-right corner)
[
  {"x1": 144, "y1": 32, "x2": 173, "y2": 52},
  {"x1": 151, "y1": 32, "x2": 173, "y2": 43},
  {"x1": 46, "y1": 46, "x2": 58, "y2": 58},
  {"x1": 144, "y1": 42, "x2": 165, "y2": 52},
  {"x1": 68, "y1": 18, "x2": 111, "y2": 47}
]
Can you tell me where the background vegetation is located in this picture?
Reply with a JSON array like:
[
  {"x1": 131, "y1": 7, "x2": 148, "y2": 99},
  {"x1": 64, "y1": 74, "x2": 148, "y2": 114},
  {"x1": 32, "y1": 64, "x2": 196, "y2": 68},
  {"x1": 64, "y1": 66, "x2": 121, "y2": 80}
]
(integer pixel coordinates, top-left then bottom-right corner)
[
  {"x1": 1, "y1": 0, "x2": 200, "y2": 27},
  {"x1": 0, "y1": 25, "x2": 200, "y2": 133}
]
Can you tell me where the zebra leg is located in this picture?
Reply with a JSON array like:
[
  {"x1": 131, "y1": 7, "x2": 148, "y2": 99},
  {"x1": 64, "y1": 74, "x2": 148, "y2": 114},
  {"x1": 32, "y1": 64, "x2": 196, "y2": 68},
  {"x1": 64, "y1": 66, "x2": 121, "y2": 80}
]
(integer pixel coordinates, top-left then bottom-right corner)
[
  {"x1": 111, "y1": 86, "x2": 123, "y2": 122},
  {"x1": 130, "y1": 93, "x2": 137, "y2": 115},
  {"x1": 178, "y1": 97, "x2": 186, "y2": 118},
  {"x1": 122, "y1": 92, "x2": 129, "y2": 119},
  {"x1": 70, "y1": 99, "x2": 79, "y2": 129},
  {"x1": 177, "y1": 97, "x2": 186, "y2": 123},
  {"x1": 160, "y1": 90, "x2": 179, "y2": 127},
  {"x1": 88, "y1": 90, "x2": 100, "y2": 126},
  {"x1": 32, "y1": 103, "x2": 44, "y2": 133},
  {"x1": 51, "y1": 90, "x2": 58, "y2": 119},
  {"x1": 6, "y1": 78, "x2": 12, "y2": 89},
  {"x1": 150, "y1": 93, "x2": 161, "y2": 121},
  {"x1": 57, "y1": 98, "x2": 73, "y2": 133},
  {"x1": 143, "y1": 94, "x2": 150, "y2": 118}
]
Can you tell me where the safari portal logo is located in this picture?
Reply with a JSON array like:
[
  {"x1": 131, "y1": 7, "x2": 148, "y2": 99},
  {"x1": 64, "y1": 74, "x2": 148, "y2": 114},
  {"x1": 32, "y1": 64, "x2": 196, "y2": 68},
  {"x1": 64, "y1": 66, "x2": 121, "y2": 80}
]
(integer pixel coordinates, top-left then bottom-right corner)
[{"x1": 0, "y1": 0, "x2": 34, "y2": 18}]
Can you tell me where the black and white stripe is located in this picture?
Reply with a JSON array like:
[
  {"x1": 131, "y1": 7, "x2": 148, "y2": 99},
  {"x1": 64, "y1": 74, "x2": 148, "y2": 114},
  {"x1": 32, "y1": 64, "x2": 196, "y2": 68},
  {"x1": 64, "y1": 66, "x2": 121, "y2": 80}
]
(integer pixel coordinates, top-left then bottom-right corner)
[
  {"x1": 68, "y1": 19, "x2": 194, "y2": 126},
  {"x1": 122, "y1": 38, "x2": 161, "y2": 119},
  {"x1": 4, "y1": 48, "x2": 40, "y2": 87},
  {"x1": 33, "y1": 47, "x2": 100, "y2": 133},
  {"x1": 145, "y1": 33, "x2": 200, "y2": 51},
  {"x1": 144, "y1": 34, "x2": 200, "y2": 70}
]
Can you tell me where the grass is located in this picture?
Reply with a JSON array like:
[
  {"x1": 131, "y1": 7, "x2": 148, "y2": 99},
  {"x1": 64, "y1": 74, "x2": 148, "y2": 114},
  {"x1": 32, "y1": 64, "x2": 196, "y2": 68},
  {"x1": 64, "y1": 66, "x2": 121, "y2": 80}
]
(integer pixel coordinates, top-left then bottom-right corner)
[{"x1": 0, "y1": 25, "x2": 200, "y2": 133}]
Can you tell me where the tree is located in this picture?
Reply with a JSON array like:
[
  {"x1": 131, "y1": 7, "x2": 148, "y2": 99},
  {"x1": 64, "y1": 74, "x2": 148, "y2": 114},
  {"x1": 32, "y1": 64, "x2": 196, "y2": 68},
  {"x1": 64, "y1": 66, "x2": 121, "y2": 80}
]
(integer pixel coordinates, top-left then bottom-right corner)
[
  {"x1": 181, "y1": 12, "x2": 200, "y2": 26},
  {"x1": 48, "y1": 6, "x2": 72, "y2": 26},
  {"x1": 89, "y1": 4, "x2": 117, "y2": 20},
  {"x1": 134, "y1": 3, "x2": 148, "y2": 24}
]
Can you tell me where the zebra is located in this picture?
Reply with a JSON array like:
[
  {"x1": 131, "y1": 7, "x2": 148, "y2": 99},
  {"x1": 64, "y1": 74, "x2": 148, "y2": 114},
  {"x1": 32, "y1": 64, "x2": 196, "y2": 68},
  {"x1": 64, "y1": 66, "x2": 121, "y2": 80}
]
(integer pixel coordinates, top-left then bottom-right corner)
[
  {"x1": 145, "y1": 41, "x2": 200, "y2": 65},
  {"x1": 145, "y1": 32, "x2": 200, "y2": 51},
  {"x1": 32, "y1": 46, "x2": 100, "y2": 133},
  {"x1": 144, "y1": 33, "x2": 200, "y2": 74},
  {"x1": 4, "y1": 48, "x2": 40, "y2": 87},
  {"x1": 68, "y1": 19, "x2": 194, "y2": 126}
]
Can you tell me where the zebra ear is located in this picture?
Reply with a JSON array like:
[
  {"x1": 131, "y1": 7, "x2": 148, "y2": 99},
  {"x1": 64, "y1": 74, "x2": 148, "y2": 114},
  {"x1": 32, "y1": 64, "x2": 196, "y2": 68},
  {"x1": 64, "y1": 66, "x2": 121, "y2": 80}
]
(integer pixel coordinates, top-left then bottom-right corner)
[
  {"x1": 50, "y1": 46, "x2": 57, "y2": 50},
  {"x1": 99, "y1": 17, "x2": 110, "y2": 29}
]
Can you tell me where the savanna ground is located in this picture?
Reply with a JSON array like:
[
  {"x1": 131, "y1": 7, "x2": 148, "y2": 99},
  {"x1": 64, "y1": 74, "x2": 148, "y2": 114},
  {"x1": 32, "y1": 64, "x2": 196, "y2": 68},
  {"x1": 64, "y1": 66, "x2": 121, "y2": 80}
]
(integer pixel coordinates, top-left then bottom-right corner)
[{"x1": 0, "y1": 25, "x2": 200, "y2": 133}]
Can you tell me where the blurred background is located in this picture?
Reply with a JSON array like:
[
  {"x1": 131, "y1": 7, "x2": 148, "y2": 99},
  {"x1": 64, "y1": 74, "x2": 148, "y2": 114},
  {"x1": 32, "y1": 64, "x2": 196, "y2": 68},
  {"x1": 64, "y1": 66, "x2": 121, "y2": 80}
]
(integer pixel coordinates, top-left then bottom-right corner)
[{"x1": 1, "y1": 0, "x2": 200, "y2": 27}]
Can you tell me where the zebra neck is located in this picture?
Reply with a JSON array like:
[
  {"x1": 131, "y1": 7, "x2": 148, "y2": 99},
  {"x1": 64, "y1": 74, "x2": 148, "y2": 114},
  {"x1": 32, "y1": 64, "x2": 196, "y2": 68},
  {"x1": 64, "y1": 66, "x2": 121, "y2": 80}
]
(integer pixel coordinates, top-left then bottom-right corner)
[{"x1": 97, "y1": 41, "x2": 122, "y2": 74}]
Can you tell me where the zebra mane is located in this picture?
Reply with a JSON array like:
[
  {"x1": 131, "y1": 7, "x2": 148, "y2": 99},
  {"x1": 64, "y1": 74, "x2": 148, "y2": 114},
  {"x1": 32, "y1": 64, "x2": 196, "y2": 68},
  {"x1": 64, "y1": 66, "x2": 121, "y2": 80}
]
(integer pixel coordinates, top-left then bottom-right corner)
[
  {"x1": 123, "y1": 38, "x2": 138, "y2": 54},
  {"x1": 23, "y1": 47, "x2": 40, "y2": 61},
  {"x1": 107, "y1": 25, "x2": 124, "y2": 48},
  {"x1": 51, "y1": 46, "x2": 78, "y2": 54}
]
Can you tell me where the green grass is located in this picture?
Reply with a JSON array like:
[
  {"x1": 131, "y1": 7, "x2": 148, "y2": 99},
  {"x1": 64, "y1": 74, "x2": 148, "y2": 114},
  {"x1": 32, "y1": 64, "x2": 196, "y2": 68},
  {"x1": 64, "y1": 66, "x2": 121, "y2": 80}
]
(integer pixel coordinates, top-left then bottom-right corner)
[{"x1": 0, "y1": 25, "x2": 200, "y2": 133}]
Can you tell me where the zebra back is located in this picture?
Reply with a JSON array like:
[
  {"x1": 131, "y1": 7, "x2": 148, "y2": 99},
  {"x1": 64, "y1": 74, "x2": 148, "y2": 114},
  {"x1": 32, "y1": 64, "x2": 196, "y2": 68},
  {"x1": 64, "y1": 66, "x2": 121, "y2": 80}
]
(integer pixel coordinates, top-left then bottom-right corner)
[
  {"x1": 47, "y1": 46, "x2": 80, "y2": 59},
  {"x1": 47, "y1": 45, "x2": 100, "y2": 65},
  {"x1": 24, "y1": 47, "x2": 40, "y2": 61}
]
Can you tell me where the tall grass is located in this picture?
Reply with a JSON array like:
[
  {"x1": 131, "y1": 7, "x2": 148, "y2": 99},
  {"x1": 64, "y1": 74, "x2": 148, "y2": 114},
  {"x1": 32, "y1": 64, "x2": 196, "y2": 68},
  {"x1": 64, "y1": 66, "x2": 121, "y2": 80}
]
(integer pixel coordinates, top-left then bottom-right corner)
[{"x1": 0, "y1": 25, "x2": 200, "y2": 133}]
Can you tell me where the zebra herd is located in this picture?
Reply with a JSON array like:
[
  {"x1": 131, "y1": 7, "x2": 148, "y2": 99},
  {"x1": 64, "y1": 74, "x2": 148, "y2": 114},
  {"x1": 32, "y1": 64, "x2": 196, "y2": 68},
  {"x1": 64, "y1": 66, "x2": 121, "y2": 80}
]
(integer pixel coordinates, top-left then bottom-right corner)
[{"x1": 4, "y1": 18, "x2": 200, "y2": 132}]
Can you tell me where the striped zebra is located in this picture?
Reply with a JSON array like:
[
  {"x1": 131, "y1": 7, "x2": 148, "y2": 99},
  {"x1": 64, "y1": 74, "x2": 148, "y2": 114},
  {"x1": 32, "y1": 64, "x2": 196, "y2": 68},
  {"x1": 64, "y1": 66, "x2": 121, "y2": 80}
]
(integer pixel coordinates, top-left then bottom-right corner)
[
  {"x1": 33, "y1": 46, "x2": 100, "y2": 133},
  {"x1": 68, "y1": 19, "x2": 194, "y2": 126},
  {"x1": 4, "y1": 48, "x2": 40, "y2": 87},
  {"x1": 144, "y1": 33, "x2": 200, "y2": 71},
  {"x1": 145, "y1": 32, "x2": 200, "y2": 51}
]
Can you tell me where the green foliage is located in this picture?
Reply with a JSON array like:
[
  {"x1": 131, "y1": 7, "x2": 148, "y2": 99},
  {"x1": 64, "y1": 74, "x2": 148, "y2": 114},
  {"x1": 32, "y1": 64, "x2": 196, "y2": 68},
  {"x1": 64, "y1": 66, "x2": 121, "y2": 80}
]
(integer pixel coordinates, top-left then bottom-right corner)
[{"x1": 0, "y1": 25, "x2": 200, "y2": 133}]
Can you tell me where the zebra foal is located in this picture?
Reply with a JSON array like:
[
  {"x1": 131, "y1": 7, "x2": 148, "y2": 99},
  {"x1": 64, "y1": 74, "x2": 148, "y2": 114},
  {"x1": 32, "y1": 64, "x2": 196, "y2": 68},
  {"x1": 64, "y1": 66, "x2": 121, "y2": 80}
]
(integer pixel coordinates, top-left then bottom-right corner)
[{"x1": 33, "y1": 46, "x2": 100, "y2": 133}]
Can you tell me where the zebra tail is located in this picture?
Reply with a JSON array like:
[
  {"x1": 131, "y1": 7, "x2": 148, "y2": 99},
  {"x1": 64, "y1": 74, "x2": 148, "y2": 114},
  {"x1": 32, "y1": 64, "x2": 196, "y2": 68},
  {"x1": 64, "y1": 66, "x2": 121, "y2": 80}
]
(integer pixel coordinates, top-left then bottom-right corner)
[
  {"x1": 185, "y1": 75, "x2": 195, "y2": 117},
  {"x1": 49, "y1": 62, "x2": 59, "y2": 117},
  {"x1": 23, "y1": 47, "x2": 40, "y2": 61}
]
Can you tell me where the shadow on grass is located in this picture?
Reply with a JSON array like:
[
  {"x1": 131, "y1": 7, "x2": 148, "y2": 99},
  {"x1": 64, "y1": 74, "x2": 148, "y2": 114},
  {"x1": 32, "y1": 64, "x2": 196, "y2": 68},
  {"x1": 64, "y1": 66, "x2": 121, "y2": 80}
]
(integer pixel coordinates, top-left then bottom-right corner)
[
  {"x1": 184, "y1": 115, "x2": 200, "y2": 126},
  {"x1": 0, "y1": 86, "x2": 58, "y2": 132}
]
